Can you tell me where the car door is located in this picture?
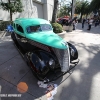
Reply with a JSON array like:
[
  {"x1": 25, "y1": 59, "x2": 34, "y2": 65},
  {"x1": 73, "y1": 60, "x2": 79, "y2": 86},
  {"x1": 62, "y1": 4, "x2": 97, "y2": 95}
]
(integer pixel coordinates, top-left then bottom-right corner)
[
  {"x1": 15, "y1": 24, "x2": 26, "y2": 41},
  {"x1": 15, "y1": 24, "x2": 27, "y2": 46}
]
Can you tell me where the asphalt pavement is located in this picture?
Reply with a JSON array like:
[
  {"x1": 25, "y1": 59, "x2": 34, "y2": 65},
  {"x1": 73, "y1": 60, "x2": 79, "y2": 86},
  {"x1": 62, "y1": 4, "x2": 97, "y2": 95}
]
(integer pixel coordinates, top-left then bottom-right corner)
[{"x1": 0, "y1": 23, "x2": 100, "y2": 100}]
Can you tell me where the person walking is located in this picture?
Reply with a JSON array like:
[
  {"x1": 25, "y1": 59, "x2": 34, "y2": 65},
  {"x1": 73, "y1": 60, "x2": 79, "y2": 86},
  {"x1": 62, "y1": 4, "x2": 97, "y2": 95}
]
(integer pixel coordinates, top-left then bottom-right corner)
[{"x1": 87, "y1": 18, "x2": 93, "y2": 30}]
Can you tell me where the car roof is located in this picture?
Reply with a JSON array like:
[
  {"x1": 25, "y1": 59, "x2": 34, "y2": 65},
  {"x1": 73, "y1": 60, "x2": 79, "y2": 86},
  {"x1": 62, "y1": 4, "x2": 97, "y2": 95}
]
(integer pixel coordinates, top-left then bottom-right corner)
[{"x1": 14, "y1": 18, "x2": 50, "y2": 28}]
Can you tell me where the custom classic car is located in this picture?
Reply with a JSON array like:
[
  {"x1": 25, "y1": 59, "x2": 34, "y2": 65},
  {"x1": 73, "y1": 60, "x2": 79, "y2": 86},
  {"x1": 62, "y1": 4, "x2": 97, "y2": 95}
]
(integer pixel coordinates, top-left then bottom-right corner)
[{"x1": 11, "y1": 18, "x2": 79, "y2": 83}]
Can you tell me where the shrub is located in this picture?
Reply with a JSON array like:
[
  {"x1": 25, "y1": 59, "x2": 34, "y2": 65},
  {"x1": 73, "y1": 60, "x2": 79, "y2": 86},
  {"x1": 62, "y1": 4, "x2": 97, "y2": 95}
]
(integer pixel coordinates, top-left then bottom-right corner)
[
  {"x1": 51, "y1": 23, "x2": 62, "y2": 33},
  {"x1": 0, "y1": 21, "x2": 13, "y2": 31}
]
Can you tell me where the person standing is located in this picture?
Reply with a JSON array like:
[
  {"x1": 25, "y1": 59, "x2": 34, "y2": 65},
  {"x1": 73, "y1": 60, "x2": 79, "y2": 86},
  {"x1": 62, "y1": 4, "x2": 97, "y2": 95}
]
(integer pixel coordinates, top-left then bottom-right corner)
[
  {"x1": 73, "y1": 19, "x2": 78, "y2": 30},
  {"x1": 73, "y1": 20, "x2": 75, "y2": 30},
  {"x1": 95, "y1": 19, "x2": 99, "y2": 27},
  {"x1": 87, "y1": 18, "x2": 93, "y2": 30},
  {"x1": 82, "y1": 18, "x2": 86, "y2": 28}
]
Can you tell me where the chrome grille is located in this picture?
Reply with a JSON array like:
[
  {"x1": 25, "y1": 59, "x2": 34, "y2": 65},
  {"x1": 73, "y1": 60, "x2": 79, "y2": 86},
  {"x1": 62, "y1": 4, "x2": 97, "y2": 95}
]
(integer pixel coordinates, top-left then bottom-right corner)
[{"x1": 53, "y1": 47, "x2": 70, "y2": 72}]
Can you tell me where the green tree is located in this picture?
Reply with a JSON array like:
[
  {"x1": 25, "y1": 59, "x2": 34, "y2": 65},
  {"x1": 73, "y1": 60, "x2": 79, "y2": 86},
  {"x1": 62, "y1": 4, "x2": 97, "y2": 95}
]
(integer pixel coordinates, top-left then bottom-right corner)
[
  {"x1": 0, "y1": 0, "x2": 23, "y2": 21},
  {"x1": 52, "y1": 0, "x2": 59, "y2": 23},
  {"x1": 90, "y1": 0, "x2": 100, "y2": 11}
]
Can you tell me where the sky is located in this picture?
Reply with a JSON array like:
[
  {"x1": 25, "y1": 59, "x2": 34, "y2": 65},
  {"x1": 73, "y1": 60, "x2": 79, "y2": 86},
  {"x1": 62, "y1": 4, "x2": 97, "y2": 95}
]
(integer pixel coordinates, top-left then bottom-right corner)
[
  {"x1": 58, "y1": 0, "x2": 92, "y2": 7},
  {"x1": 59, "y1": 0, "x2": 92, "y2": 3}
]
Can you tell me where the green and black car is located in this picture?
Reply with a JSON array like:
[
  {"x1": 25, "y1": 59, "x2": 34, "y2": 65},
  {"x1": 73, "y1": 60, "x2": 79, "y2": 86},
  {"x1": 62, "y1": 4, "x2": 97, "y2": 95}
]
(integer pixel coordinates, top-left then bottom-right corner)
[{"x1": 11, "y1": 18, "x2": 79, "y2": 83}]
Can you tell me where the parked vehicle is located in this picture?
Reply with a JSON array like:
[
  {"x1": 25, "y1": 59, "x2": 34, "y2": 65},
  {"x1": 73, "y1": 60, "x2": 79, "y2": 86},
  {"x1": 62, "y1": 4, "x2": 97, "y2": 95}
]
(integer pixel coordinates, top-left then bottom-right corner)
[{"x1": 11, "y1": 18, "x2": 79, "y2": 83}]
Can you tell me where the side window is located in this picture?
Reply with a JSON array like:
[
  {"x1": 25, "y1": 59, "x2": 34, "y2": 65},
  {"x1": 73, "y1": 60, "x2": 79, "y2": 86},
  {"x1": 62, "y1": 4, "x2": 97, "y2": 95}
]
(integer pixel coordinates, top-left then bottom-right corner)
[
  {"x1": 13, "y1": 23, "x2": 15, "y2": 28},
  {"x1": 16, "y1": 24, "x2": 24, "y2": 33}
]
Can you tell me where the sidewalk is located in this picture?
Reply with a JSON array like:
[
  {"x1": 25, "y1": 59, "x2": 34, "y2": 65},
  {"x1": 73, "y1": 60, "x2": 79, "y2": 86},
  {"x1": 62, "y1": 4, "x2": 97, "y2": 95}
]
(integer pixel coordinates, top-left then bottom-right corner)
[
  {"x1": 64, "y1": 23, "x2": 100, "y2": 44},
  {"x1": 0, "y1": 31, "x2": 11, "y2": 38},
  {"x1": 0, "y1": 23, "x2": 100, "y2": 100}
]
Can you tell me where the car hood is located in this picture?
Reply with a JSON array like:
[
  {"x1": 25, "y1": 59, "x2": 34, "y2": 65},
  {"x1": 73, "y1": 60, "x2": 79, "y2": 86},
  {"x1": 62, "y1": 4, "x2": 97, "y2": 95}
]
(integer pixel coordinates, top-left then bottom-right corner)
[{"x1": 26, "y1": 31, "x2": 68, "y2": 49}]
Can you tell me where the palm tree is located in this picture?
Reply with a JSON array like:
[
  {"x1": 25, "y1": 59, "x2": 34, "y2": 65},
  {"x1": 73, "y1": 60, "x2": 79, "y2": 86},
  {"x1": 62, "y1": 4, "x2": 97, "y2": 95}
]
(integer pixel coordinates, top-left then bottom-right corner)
[
  {"x1": 75, "y1": 0, "x2": 90, "y2": 21},
  {"x1": 90, "y1": 0, "x2": 100, "y2": 17}
]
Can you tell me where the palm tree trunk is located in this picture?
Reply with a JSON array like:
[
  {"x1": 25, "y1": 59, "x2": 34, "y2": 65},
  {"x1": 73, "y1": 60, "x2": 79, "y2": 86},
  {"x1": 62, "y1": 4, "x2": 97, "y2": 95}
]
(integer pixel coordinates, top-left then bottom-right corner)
[
  {"x1": 8, "y1": 0, "x2": 12, "y2": 21},
  {"x1": 52, "y1": 0, "x2": 58, "y2": 23},
  {"x1": 71, "y1": 0, "x2": 73, "y2": 18},
  {"x1": 71, "y1": 0, "x2": 76, "y2": 19},
  {"x1": 10, "y1": 11, "x2": 12, "y2": 21}
]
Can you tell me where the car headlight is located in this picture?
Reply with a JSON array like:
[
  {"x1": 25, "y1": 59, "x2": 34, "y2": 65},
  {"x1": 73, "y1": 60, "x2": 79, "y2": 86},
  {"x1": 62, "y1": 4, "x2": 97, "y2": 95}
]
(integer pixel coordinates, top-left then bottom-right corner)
[
  {"x1": 49, "y1": 59, "x2": 55, "y2": 69},
  {"x1": 71, "y1": 48, "x2": 75, "y2": 57}
]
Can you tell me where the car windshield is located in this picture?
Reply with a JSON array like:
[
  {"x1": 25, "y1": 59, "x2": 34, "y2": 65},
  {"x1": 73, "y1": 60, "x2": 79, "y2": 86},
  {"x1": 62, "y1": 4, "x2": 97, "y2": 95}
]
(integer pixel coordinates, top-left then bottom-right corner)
[{"x1": 27, "y1": 24, "x2": 52, "y2": 33}]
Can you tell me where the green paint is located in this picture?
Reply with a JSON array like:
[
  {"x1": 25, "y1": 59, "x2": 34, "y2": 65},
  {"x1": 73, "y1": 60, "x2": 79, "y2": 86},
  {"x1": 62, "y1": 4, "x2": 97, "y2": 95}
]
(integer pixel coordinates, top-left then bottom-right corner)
[{"x1": 13, "y1": 18, "x2": 68, "y2": 49}]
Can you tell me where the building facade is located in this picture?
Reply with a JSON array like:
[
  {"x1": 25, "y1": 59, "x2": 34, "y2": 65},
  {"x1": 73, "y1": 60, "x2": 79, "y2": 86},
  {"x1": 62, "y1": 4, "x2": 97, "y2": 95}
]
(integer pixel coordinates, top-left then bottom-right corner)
[{"x1": 0, "y1": 0, "x2": 54, "y2": 21}]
